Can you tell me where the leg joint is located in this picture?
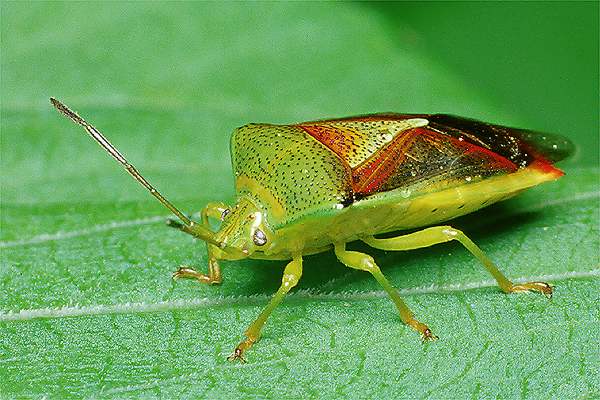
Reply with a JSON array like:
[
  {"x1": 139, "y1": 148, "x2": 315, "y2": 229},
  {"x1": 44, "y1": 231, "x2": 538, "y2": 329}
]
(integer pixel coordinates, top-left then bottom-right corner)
[
  {"x1": 358, "y1": 255, "x2": 379, "y2": 273},
  {"x1": 281, "y1": 258, "x2": 303, "y2": 289},
  {"x1": 334, "y1": 243, "x2": 381, "y2": 274},
  {"x1": 282, "y1": 273, "x2": 300, "y2": 289},
  {"x1": 440, "y1": 226, "x2": 464, "y2": 240},
  {"x1": 346, "y1": 252, "x2": 379, "y2": 274}
]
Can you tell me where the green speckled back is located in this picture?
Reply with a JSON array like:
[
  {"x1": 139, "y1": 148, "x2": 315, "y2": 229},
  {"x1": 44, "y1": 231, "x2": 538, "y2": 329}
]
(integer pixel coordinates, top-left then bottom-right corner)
[{"x1": 231, "y1": 124, "x2": 352, "y2": 227}]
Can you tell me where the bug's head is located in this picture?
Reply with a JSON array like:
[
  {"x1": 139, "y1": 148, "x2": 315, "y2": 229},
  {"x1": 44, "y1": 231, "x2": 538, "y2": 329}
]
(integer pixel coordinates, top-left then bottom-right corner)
[{"x1": 216, "y1": 196, "x2": 273, "y2": 259}]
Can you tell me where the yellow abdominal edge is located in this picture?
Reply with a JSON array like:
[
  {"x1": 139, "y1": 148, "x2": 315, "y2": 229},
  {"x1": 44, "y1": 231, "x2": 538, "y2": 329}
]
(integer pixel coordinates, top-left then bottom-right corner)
[{"x1": 248, "y1": 165, "x2": 562, "y2": 259}]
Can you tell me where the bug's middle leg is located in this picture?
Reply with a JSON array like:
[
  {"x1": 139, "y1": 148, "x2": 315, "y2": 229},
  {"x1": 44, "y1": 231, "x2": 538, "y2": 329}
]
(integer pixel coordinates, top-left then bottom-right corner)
[
  {"x1": 334, "y1": 243, "x2": 437, "y2": 341},
  {"x1": 362, "y1": 226, "x2": 552, "y2": 297},
  {"x1": 228, "y1": 255, "x2": 303, "y2": 362},
  {"x1": 169, "y1": 202, "x2": 229, "y2": 285}
]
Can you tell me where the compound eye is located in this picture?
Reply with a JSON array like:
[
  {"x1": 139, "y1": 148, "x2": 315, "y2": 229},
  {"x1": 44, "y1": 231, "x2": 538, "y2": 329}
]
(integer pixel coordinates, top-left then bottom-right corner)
[{"x1": 252, "y1": 229, "x2": 267, "y2": 246}]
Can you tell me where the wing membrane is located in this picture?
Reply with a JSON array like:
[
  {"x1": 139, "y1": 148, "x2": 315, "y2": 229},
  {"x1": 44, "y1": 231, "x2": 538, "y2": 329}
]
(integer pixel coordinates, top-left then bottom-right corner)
[{"x1": 353, "y1": 127, "x2": 519, "y2": 197}]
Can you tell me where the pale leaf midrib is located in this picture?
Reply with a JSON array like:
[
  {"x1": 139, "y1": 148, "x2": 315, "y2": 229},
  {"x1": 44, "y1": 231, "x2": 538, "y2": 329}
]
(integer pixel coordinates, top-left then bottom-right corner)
[{"x1": 1, "y1": 269, "x2": 598, "y2": 322}]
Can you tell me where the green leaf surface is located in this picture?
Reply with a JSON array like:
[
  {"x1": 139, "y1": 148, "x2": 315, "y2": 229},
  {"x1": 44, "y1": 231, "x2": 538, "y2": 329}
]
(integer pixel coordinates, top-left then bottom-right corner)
[{"x1": 1, "y1": 2, "x2": 598, "y2": 399}]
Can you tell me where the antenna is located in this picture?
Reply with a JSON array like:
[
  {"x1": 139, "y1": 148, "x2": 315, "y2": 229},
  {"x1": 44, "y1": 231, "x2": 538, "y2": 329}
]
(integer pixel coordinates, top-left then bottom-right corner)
[{"x1": 50, "y1": 98, "x2": 219, "y2": 246}]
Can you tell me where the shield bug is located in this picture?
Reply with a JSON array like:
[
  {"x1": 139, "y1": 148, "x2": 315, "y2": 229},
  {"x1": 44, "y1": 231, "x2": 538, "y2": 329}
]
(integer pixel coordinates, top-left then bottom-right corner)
[{"x1": 50, "y1": 98, "x2": 574, "y2": 362}]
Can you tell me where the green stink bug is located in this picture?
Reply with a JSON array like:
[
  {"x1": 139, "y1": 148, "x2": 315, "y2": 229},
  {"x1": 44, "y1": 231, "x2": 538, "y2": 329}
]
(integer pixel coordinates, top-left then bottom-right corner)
[{"x1": 50, "y1": 98, "x2": 573, "y2": 362}]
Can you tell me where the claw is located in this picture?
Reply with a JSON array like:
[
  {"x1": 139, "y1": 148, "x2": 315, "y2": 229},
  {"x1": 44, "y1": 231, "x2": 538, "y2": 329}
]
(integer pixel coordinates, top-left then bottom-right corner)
[
  {"x1": 227, "y1": 337, "x2": 255, "y2": 363},
  {"x1": 227, "y1": 348, "x2": 247, "y2": 363},
  {"x1": 421, "y1": 328, "x2": 438, "y2": 342},
  {"x1": 172, "y1": 270, "x2": 180, "y2": 280}
]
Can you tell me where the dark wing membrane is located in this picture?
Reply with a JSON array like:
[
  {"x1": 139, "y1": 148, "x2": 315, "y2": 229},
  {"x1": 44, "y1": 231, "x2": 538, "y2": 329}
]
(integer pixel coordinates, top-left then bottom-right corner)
[
  {"x1": 427, "y1": 114, "x2": 575, "y2": 165},
  {"x1": 509, "y1": 128, "x2": 575, "y2": 162},
  {"x1": 353, "y1": 126, "x2": 520, "y2": 197}
]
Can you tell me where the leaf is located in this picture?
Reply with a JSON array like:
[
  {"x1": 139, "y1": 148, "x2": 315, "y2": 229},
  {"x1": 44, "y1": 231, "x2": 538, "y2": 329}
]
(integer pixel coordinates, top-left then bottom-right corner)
[{"x1": 1, "y1": 2, "x2": 598, "y2": 399}]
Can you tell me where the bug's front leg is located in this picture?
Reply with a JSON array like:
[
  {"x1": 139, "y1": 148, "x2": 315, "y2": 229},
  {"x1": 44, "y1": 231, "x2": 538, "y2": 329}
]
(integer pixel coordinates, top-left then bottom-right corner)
[
  {"x1": 169, "y1": 202, "x2": 229, "y2": 285},
  {"x1": 228, "y1": 255, "x2": 303, "y2": 362},
  {"x1": 363, "y1": 226, "x2": 553, "y2": 297},
  {"x1": 334, "y1": 243, "x2": 437, "y2": 341}
]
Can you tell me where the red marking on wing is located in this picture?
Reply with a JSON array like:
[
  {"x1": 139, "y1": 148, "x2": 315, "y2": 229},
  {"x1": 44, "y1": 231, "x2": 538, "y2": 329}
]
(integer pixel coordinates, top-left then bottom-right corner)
[
  {"x1": 516, "y1": 141, "x2": 565, "y2": 178},
  {"x1": 353, "y1": 127, "x2": 520, "y2": 196},
  {"x1": 299, "y1": 124, "x2": 355, "y2": 163},
  {"x1": 302, "y1": 121, "x2": 532, "y2": 198},
  {"x1": 530, "y1": 159, "x2": 564, "y2": 178},
  {"x1": 352, "y1": 129, "x2": 419, "y2": 195}
]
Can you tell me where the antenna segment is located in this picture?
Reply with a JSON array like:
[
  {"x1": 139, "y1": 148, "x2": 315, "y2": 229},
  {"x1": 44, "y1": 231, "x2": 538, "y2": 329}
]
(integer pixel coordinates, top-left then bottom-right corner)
[{"x1": 50, "y1": 98, "x2": 218, "y2": 245}]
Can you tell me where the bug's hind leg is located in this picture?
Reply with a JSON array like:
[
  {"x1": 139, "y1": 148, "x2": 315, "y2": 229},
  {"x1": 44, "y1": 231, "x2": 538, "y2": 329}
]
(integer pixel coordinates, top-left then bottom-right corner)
[
  {"x1": 168, "y1": 202, "x2": 229, "y2": 285},
  {"x1": 363, "y1": 226, "x2": 552, "y2": 298},
  {"x1": 229, "y1": 255, "x2": 303, "y2": 362},
  {"x1": 334, "y1": 243, "x2": 437, "y2": 341}
]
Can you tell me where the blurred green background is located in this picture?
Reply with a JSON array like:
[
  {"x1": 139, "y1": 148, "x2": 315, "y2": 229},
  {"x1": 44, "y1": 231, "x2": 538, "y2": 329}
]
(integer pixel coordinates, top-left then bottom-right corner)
[{"x1": 1, "y1": 2, "x2": 598, "y2": 399}]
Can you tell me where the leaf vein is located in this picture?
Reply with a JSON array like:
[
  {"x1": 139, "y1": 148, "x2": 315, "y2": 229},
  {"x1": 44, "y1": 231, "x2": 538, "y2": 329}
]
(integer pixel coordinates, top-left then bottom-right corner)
[{"x1": 1, "y1": 269, "x2": 598, "y2": 322}]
